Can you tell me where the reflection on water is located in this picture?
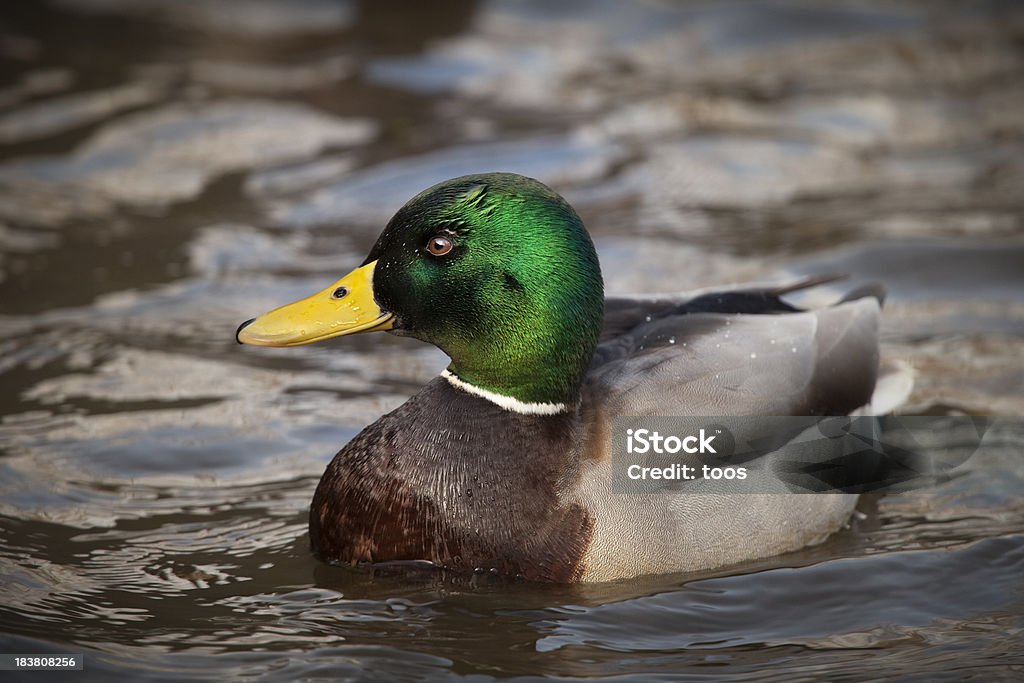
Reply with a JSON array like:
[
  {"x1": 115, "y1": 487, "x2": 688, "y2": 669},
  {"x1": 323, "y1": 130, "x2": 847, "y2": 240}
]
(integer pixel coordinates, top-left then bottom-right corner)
[{"x1": 1, "y1": 0, "x2": 1022, "y2": 680}]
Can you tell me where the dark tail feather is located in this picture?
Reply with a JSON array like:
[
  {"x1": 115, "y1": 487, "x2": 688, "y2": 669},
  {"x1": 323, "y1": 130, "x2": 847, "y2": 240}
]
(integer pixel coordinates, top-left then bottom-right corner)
[
  {"x1": 770, "y1": 275, "x2": 886, "y2": 308},
  {"x1": 770, "y1": 273, "x2": 848, "y2": 297}
]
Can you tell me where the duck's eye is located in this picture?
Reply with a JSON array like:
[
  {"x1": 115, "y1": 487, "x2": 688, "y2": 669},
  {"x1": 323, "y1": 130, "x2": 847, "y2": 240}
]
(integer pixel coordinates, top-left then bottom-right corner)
[
  {"x1": 332, "y1": 286, "x2": 349, "y2": 299},
  {"x1": 425, "y1": 235, "x2": 454, "y2": 256}
]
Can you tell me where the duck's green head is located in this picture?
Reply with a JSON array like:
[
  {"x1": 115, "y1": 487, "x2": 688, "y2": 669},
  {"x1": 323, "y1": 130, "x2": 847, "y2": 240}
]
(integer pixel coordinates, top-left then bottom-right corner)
[{"x1": 238, "y1": 173, "x2": 604, "y2": 407}]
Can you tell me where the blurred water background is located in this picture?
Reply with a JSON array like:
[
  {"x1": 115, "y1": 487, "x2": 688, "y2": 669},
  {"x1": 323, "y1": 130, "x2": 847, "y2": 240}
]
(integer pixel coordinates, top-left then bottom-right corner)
[{"x1": 1, "y1": 1, "x2": 1023, "y2": 680}]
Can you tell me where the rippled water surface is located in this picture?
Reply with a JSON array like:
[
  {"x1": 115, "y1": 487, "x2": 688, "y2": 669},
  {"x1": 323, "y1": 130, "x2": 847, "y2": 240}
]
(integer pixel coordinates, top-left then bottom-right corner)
[{"x1": 1, "y1": 1, "x2": 1023, "y2": 680}]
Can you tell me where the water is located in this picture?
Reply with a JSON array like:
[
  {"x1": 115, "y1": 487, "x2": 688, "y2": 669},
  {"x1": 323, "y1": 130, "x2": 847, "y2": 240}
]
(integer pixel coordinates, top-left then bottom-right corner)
[{"x1": 1, "y1": 1, "x2": 1023, "y2": 680}]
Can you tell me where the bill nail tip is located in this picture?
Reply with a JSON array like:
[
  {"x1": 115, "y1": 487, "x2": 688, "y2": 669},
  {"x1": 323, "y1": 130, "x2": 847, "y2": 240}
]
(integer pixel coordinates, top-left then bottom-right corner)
[{"x1": 236, "y1": 319, "x2": 255, "y2": 345}]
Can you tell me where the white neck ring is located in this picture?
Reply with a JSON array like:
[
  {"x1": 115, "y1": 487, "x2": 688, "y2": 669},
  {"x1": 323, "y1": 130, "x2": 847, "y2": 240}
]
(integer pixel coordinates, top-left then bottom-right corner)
[{"x1": 440, "y1": 369, "x2": 571, "y2": 416}]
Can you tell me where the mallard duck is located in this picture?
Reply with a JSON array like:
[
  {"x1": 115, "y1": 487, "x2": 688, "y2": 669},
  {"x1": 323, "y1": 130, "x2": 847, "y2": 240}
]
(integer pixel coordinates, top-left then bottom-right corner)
[{"x1": 237, "y1": 172, "x2": 911, "y2": 582}]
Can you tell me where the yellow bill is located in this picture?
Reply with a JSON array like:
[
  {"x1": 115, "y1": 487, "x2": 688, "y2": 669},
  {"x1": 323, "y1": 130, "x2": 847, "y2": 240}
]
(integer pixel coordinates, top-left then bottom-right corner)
[{"x1": 236, "y1": 261, "x2": 393, "y2": 347}]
